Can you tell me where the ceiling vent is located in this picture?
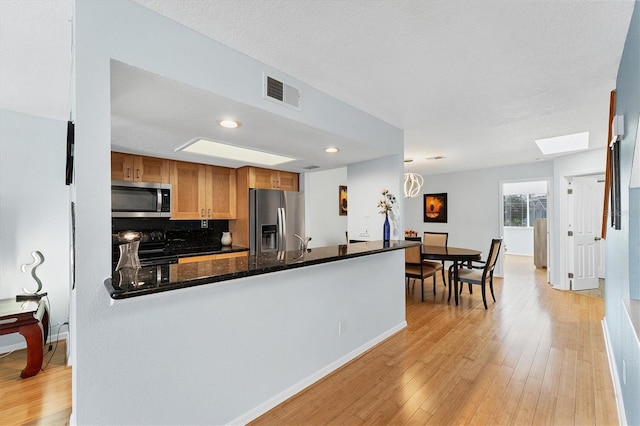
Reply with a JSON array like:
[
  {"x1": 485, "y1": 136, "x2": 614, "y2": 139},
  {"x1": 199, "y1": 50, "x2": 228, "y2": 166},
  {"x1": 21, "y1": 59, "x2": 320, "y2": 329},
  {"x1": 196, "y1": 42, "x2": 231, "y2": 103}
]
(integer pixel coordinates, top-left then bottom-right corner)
[
  {"x1": 303, "y1": 165, "x2": 320, "y2": 170},
  {"x1": 265, "y1": 75, "x2": 301, "y2": 109}
]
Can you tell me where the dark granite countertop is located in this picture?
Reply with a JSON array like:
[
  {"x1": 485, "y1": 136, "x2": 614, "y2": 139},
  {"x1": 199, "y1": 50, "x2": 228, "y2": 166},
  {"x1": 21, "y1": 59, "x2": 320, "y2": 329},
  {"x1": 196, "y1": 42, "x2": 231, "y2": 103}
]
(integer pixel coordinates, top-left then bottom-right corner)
[{"x1": 104, "y1": 240, "x2": 417, "y2": 300}]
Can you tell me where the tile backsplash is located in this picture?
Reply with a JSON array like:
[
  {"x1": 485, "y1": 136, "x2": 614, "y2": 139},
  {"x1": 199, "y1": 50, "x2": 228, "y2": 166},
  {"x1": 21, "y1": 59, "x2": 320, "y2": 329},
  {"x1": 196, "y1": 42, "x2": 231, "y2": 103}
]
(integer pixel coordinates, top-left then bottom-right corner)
[{"x1": 112, "y1": 218, "x2": 228, "y2": 237}]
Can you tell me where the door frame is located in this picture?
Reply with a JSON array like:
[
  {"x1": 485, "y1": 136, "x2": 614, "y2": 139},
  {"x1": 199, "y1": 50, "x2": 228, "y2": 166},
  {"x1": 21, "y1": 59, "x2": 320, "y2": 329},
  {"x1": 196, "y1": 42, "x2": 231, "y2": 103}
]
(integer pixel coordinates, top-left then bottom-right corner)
[
  {"x1": 499, "y1": 177, "x2": 553, "y2": 283},
  {"x1": 558, "y1": 168, "x2": 606, "y2": 291}
]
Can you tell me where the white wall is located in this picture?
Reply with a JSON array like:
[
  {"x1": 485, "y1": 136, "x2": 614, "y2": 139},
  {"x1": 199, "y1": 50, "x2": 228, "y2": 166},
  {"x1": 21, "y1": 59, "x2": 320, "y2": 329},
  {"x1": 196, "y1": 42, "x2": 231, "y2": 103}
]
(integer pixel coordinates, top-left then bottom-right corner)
[
  {"x1": 304, "y1": 167, "x2": 348, "y2": 247},
  {"x1": 347, "y1": 155, "x2": 404, "y2": 241},
  {"x1": 72, "y1": 1, "x2": 404, "y2": 424},
  {"x1": 404, "y1": 161, "x2": 554, "y2": 276},
  {"x1": 503, "y1": 227, "x2": 534, "y2": 256},
  {"x1": 0, "y1": 109, "x2": 70, "y2": 350}
]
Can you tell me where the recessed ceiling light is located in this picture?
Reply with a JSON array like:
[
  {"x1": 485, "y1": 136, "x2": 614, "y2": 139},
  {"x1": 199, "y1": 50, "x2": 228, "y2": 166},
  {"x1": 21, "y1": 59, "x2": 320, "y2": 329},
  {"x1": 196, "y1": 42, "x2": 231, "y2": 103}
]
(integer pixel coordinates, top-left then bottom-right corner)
[
  {"x1": 176, "y1": 138, "x2": 296, "y2": 166},
  {"x1": 535, "y1": 132, "x2": 589, "y2": 155},
  {"x1": 404, "y1": 158, "x2": 414, "y2": 163},
  {"x1": 324, "y1": 147, "x2": 339, "y2": 153},
  {"x1": 426, "y1": 156, "x2": 446, "y2": 160},
  {"x1": 219, "y1": 119, "x2": 239, "y2": 129}
]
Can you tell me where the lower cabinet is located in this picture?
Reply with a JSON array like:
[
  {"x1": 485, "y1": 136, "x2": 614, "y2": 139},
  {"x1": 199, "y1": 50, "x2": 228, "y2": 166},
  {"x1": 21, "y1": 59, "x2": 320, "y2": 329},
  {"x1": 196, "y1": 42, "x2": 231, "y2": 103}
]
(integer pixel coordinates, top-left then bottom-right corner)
[{"x1": 177, "y1": 251, "x2": 248, "y2": 264}]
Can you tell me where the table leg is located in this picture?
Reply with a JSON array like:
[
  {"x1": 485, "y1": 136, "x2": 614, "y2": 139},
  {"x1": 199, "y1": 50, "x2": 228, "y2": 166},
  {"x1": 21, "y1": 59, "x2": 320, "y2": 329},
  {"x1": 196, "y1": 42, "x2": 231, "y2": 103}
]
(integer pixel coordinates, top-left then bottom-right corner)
[
  {"x1": 18, "y1": 323, "x2": 44, "y2": 378},
  {"x1": 453, "y1": 261, "x2": 459, "y2": 305}
]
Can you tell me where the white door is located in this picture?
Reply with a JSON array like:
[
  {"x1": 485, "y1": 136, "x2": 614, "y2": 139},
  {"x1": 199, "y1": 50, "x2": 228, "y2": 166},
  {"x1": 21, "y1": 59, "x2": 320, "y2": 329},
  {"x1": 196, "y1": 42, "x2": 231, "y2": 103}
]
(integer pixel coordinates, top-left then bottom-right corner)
[{"x1": 571, "y1": 176, "x2": 603, "y2": 290}]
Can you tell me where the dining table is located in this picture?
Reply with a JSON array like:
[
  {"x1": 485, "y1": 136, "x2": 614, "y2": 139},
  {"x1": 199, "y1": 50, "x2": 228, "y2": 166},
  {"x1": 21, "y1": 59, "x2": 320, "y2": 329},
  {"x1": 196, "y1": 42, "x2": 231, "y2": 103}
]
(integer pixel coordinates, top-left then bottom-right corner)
[{"x1": 421, "y1": 245, "x2": 483, "y2": 305}]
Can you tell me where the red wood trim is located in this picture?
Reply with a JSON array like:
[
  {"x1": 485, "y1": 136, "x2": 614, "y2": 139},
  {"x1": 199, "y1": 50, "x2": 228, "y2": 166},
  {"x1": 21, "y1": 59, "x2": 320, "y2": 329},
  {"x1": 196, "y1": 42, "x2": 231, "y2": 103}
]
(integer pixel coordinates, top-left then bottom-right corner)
[{"x1": 602, "y1": 90, "x2": 616, "y2": 239}]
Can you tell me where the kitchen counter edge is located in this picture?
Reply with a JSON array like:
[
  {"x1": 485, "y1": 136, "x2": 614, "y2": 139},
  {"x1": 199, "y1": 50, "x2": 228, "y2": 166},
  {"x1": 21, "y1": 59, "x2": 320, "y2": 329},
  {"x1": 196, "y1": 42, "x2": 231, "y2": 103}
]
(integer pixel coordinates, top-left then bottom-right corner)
[{"x1": 104, "y1": 240, "x2": 418, "y2": 300}]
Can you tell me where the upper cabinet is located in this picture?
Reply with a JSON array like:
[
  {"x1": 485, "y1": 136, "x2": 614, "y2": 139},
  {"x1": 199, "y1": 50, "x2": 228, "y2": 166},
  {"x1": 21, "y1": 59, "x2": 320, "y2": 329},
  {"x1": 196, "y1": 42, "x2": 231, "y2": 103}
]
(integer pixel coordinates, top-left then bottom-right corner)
[
  {"x1": 206, "y1": 165, "x2": 237, "y2": 219},
  {"x1": 111, "y1": 152, "x2": 170, "y2": 183},
  {"x1": 245, "y1": 167, "x2": 299, "y2": 191},
  {"x1": 170, "y1": 160, "x2": 236, "y2": 220}
]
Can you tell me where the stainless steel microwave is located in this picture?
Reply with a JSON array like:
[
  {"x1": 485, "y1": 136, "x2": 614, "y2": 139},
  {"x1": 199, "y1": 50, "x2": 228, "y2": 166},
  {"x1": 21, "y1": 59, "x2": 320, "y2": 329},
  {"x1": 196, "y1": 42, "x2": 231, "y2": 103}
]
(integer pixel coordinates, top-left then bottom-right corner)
[{"x1": 111, "y1": 180, "x2": 171, "y2": 218}]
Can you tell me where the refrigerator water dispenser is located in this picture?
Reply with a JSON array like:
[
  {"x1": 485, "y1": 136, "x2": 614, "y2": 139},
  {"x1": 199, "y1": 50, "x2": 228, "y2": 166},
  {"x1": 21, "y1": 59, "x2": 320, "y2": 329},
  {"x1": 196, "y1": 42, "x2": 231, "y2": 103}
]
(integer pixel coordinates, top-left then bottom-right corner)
[{"x1": 261, "y1": 224, "x2": 277, "y2": 251}]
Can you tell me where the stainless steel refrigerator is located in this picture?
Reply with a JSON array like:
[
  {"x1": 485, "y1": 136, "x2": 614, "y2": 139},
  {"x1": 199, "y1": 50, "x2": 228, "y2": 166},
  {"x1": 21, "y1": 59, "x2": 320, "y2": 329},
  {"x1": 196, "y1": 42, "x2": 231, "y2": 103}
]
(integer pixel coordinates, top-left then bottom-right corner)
[{"x1": 249, "y1": 188, "x2": 305, "y2": 255}]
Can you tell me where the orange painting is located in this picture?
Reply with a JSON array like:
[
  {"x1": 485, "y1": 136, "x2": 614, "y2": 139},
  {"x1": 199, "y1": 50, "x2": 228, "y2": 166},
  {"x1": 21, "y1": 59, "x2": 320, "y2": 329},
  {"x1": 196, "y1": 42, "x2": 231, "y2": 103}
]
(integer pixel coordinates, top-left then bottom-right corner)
[
  {"x1": 339, "y1": 185, "x2": 348, "y2": 216},
  {"x1": 423, "y1": 193, "x2": 447, "y2": 223}
]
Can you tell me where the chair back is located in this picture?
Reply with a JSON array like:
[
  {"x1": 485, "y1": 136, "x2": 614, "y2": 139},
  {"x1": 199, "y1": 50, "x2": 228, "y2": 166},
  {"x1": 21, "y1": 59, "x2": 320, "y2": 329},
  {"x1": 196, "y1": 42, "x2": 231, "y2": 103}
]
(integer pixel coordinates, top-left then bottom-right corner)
[
  {"x1": 423, "y1": 232, "x2": 448, "y2": 247},
  {"x1": 485, "y1": 238, "x2": 503, "y2": 273},
  {"x1": 405, "y1": 244, "x2": 422, "y2": 264}
]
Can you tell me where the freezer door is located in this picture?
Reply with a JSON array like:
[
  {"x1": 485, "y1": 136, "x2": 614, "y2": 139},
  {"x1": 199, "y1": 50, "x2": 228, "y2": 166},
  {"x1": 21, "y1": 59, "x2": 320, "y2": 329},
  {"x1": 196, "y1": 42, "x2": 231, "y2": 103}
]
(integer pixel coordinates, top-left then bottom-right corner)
[
  {"x1": 250, "y1": 189, "x2": 282, "y2": 254},
  {"x1": 282, "y1": 190, "x2": 305, "y2": 251}
]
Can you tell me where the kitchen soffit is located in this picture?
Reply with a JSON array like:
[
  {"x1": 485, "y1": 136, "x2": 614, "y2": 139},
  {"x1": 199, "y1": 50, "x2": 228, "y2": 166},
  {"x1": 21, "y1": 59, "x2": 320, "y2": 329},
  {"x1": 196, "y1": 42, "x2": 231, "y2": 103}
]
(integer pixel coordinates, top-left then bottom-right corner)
[{"x1": 109, "y1": 60, "x2": 390, "y2": 172}]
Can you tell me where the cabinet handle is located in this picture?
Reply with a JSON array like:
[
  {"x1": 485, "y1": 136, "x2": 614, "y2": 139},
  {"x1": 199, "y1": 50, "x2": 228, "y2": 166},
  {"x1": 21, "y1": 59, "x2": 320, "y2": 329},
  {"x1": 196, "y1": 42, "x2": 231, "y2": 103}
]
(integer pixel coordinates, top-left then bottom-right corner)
[
  {"x1": 208, "y1": 209, "x2": 211, "y2": 217},
  {"x1": 136, "y1": 169, "x2": 140, "y2": 179},
  {"x1": 201, "y1": 209, "x2": 205, "y2": 217},
  {"x1": 126, "y1": 168, "x2": 131, "y2": 178}
]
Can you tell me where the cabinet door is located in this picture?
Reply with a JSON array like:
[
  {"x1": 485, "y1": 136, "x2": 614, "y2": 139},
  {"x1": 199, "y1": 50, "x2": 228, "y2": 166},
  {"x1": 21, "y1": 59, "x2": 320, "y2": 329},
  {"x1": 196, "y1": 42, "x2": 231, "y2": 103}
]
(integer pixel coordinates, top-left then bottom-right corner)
[
  {"x1": 206, "y1": 166, "x2": 237, "y2": 219},
  {"x1": 171, "y1": 161, "x2": 206, "y2": 220},
  {"x1": 277, "y1": 171, "x2": 299, "y2": 191},
  {"x1": 134, "y1": 156, "x2": 169, "y2": 183},
  {"x1": 111, "y1": 152, "x2": 134, "y2": 181},
  {"x1": 251, "y1": 167, "x2": 278, "y2": 189}
]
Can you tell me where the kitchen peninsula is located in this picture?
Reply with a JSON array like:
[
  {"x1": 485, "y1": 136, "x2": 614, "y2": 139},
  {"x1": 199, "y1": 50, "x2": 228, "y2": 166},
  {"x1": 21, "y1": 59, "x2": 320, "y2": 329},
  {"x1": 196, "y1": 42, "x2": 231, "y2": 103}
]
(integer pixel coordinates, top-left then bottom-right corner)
[{"x1": 106, "y1": 240, "x2": 416, "y2": 299}]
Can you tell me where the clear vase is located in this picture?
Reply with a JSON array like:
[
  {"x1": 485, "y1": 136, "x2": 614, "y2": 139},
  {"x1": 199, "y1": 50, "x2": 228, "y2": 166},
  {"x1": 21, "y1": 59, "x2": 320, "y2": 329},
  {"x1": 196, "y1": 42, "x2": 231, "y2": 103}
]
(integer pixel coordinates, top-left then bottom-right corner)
[{"x1": 383, "y1": 213, "x2": 390, "y2": 241}]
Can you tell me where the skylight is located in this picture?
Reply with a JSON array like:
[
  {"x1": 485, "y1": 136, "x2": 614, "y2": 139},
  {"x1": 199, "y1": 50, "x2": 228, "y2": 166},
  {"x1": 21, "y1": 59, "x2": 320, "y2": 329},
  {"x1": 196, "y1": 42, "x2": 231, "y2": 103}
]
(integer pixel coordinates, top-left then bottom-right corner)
[
  {"x1": 535, "y1": 132, "x2": 589, "y2": 155},
  {"x1": 176, "y1": 138, "x2": 296, "y2": 166}
]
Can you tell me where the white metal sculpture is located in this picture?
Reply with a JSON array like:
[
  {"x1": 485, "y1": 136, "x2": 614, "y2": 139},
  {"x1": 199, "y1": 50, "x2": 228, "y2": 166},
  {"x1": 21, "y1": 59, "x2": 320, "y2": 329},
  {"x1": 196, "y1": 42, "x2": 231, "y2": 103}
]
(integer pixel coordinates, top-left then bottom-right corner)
[
  {"x1": 404, "y1": 172, "x2": 424, "y2": 198},
  {"x1": 20, "y1": 251, "x2": 45, "y2": 294}
]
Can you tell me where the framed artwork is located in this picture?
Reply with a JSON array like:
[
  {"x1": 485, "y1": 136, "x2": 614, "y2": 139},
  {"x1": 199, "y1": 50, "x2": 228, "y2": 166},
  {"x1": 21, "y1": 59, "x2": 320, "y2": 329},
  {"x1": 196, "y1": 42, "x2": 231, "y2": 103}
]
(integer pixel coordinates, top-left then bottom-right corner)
[
  {"x1": 423, "y1": 193, "x2": 447, "y2": 223},
  {"x1": 339, "y1": 185, "x2": 348, "y2": 216}
]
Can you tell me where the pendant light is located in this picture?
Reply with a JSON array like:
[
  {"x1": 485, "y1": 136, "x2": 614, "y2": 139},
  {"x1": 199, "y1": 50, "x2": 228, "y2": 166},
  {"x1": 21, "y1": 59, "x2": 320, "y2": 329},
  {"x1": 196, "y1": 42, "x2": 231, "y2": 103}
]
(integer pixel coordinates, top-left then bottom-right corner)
[{"x1": 403, "y1": 159, "x2": 424, "y2": 198}]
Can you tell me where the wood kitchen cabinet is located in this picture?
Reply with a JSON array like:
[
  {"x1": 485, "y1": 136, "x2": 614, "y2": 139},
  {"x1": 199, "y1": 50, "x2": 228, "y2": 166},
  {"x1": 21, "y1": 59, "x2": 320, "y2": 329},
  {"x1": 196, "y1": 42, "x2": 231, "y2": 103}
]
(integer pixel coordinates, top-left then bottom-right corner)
[
  {"x1": 247, "y1": 167, "x2": 299, "y2": 191},
  {"x1": 170, "y1": 160, "x2": 236, "y2": 220},
  {"x1": 111, "y1": 152, "x2": 170, "y2": 183},
  {"x1": 177, "y1": 251, "x2": 247, "y2": 264}
]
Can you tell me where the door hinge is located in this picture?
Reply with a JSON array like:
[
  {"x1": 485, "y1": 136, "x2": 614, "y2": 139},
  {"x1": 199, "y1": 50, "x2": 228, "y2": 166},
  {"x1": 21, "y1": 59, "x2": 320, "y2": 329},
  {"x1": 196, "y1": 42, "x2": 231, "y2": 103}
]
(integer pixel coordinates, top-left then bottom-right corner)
[
  {"x1": 568, "y1": 231, "x2": 573, "y2": 236},
  {"x1": 568, "y1": 273, "x2": 574, "y2": 279},
  {"x1": 567, "y1": 188, "x2": 573, "y2": 194}
]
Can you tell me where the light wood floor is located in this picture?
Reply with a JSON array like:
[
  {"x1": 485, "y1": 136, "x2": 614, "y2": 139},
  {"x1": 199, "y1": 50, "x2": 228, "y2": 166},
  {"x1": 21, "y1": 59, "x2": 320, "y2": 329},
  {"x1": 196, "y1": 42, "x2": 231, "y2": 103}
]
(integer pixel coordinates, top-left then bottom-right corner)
[
  {"x1": 0, "y1": 255, "x2": 618, "y2": 425},
  {"x1": 252, "y1": 255, "x2": 618, "y2": 425},
  {"x1": 0, "y1": 339, "x2": 71, "y2": 425}
]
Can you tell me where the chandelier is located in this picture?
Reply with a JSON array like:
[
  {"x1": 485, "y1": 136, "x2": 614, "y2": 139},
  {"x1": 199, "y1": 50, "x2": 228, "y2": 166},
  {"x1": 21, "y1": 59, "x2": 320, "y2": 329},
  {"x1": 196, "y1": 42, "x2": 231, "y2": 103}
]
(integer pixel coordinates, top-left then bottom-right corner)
[{"x1": 403, "y1": 172, "x2": 424, "y2": 198}]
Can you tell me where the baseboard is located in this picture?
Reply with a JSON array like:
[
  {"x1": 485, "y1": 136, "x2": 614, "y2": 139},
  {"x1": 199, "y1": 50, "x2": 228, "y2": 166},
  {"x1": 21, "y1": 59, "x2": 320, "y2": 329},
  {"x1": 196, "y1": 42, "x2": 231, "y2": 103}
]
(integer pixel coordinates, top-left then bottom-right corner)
[
  {"x1": 0, "y1": 331, "x2": 68, "y2": 354},
  {"x1": 229, "y1": 321, "x2": 408, "y2": 425},
  {"x1": 601, "y1": 318, "x2": 627, "y2": 426}
]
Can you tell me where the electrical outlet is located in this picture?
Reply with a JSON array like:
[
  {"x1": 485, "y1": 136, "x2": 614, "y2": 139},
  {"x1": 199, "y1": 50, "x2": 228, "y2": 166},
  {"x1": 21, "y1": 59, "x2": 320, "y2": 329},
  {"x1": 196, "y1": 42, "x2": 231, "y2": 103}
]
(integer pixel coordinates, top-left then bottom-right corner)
[{"x1": 201, "y1": 220, "x2": 208, "y2": 228}]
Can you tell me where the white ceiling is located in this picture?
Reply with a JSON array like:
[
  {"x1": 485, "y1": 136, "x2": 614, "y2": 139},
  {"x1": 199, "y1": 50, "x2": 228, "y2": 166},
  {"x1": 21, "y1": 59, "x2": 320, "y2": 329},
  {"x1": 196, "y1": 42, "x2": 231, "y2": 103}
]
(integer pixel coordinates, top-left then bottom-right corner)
[{"x1": 0, "y1": 0, "x2": 635, "y2": 175}]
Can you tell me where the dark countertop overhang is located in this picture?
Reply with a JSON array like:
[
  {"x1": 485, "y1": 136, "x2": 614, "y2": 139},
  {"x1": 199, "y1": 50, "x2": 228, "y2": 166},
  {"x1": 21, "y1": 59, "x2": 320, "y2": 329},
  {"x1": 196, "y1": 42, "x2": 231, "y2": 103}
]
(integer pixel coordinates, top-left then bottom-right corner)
[{"x1": 105, "y1": 240, "x2": 417, "y2": 300}]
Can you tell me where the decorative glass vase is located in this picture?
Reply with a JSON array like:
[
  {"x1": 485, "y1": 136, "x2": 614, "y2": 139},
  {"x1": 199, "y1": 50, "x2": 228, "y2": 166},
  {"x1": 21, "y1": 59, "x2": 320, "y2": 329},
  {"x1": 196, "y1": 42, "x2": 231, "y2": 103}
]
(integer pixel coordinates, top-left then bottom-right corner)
[{"x1": 383, "y1": 213, "x2": 391, "y2": 241}]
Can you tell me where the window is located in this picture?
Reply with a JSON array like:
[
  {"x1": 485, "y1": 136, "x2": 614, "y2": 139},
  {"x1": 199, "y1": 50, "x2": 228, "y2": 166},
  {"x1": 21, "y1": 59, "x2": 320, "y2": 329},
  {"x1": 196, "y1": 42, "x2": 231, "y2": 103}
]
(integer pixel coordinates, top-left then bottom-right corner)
[{"x1": 504, "y1": 193, "x2": 547, "y2": 227}]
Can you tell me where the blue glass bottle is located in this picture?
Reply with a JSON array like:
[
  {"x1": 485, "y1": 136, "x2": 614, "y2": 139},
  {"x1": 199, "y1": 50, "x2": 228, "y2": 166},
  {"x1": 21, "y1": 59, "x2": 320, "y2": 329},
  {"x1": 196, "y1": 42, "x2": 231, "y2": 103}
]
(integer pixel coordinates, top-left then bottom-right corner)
[{"x1": 383, "y1": 213, "x2": 390, "y2": 241}]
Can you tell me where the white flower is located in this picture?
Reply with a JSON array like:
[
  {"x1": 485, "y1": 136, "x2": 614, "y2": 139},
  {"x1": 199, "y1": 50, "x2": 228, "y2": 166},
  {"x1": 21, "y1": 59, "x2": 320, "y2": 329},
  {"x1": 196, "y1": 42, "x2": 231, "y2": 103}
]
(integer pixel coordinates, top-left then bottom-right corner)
[{"x1": 378, "y1": 190, "x2": 397, "y2": 214}]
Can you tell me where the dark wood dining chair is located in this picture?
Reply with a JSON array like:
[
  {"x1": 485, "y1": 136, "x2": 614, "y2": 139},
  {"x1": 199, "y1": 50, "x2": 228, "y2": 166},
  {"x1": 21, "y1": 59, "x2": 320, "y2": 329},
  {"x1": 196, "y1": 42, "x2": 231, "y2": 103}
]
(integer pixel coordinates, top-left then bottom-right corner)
[
  {"x1": 405, "y1": 245, "x2": 438, "y2": 302},
  {"x1": 450, "y1": 238, "x2": 502, "y2": 309},
  {"x1": 423, "y1": 232, "x2": 448, "y2": 286}
]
